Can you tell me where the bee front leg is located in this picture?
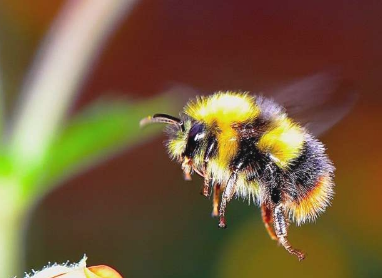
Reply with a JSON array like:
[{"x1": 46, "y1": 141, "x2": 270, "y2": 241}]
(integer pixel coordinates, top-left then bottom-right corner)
[
  {"x1": 273, "y1": 204, "x2": 305, "y2": 261},
  {"x1": 202, "y1": 176, "x2": 210, "y2": 197},
  {"x1": 219, "y1": 172, "x2": 238, "y2": 228},
  {"x1": 212, "y1": 183, "x2": 221, "y2": 217}
]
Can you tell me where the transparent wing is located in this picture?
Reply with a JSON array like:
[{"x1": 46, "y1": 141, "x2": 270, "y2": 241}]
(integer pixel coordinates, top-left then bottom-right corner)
[{"x1": 266, "y1": 73, "x2": 357, "y2": 137}]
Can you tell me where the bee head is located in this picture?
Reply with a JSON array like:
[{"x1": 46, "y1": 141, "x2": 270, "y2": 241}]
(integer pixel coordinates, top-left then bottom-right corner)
[{"x1": 140, "y1": 114, "x2": 206, "y2": 180}]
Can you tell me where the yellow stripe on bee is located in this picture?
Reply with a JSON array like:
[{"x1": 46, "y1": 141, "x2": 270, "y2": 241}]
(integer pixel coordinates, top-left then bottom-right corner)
[
  {"x1": 207, "y1": 160, "x2": 231, "y2": 183},
  {"x1": 257, "y1": 116, "x2": 305, "y2": 168},
  {"x1": 216, "y1": 126, "x2": 238, "y2": 168},
  {"x1": 287, "y1": 174, "x2": 334, "y2": 225},
  {"x1": 184, "y1": 92, "x2": 260, "y2": 126}
]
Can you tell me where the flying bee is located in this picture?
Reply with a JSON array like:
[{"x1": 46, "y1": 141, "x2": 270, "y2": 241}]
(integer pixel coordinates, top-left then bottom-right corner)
[{"x1": 140, "y1": 74, "x2": 355, "y2": 260}]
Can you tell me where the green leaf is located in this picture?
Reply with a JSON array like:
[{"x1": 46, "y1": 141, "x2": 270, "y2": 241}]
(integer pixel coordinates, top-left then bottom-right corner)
[{"x1": 23, "y1": 94, "x2": 180, "y2": 196}]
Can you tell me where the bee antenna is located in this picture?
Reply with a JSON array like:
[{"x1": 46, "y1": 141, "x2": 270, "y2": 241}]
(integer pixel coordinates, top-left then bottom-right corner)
[{"x1": 140, "y1": 113, "x2": 185, "y2": 132}]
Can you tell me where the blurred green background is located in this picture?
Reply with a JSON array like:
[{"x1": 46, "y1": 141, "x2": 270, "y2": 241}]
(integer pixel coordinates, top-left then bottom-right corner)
[{"x1": 0, "y1": 0, "x2": 381, "y2": 277}]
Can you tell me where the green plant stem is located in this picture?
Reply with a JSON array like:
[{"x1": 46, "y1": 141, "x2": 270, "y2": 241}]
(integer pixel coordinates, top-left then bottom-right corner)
[
  {"x1": 9, "y1": 0, "x2": 138, "y2": 168},
  {"x1": 0, "y1": 181, "x2": 24, "y2": 278},
  {"x1": 0, "y1": 214, "x2": 23, "y2": 278}
]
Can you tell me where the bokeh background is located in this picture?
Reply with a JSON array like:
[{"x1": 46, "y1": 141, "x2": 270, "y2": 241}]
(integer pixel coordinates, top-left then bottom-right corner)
[{"x1": 0, "y1": 0, "x2": 381, "y2": 277}]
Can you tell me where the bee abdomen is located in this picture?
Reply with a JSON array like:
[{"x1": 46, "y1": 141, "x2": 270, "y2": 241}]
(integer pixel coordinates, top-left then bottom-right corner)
[{"x1": 285, "y1": 135, "x2": 335, "y2": 224}]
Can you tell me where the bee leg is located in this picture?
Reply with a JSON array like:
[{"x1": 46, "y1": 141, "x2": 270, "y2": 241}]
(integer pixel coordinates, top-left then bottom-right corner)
[
  {"x1": 203, "y1": 175, "x2": 212, "y2": 197},
  {"x1": 261, "y1": 204, "x2": 277, "y2": 240},
  {"x1": 212, "y1": 183, "x2": 221, "y2": 217},
  {"x1": 273, "y1": 204, "x2": 305, "y2": 261},
  {"x1": 202, "y1": 136, "x2": 218, "y2": 197},
  {"x1": 200, "y1": 176, "x2": 210, "y2": 197},
  {"x1": 219, "y1": 172, "x2": 238, "y2": 228},
  {"x1": 181, "y1": 157, "x2": 193, "y2": 180}
]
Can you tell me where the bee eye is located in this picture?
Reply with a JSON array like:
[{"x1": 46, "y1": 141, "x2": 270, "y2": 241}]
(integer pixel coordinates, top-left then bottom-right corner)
[
  {"x1": 189, "y1": 123, "x2": 205, "y2": 139},
  {"x1": 183, "y1": 123, "x2": 206, "y2": 158}
]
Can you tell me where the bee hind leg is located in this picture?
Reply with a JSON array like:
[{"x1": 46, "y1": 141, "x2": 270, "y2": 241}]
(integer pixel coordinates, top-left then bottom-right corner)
[
  {"x1": 261, "y1": 204, "x2": 277, "y2": 240},
  {"x1": 273, "y1": 204, "x2": 305, "y2": 261},
  {"x1": 219, "y1": 172, "x2": 238, "y2": 228}
]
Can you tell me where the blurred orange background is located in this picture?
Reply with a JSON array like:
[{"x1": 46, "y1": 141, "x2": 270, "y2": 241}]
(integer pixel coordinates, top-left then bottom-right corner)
[{"x1": 0, "y1": 0, "x2": 381, "y2": 277}]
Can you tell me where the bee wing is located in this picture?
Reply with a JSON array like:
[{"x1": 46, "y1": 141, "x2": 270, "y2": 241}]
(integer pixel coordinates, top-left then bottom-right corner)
[{"x1": 269, "y1": 73, "x2": 357, "y2": 137}]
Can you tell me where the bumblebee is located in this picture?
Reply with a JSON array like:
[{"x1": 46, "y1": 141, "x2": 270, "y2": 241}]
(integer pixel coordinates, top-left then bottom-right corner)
[{"x1": 140, "y1": 74, "x2": 354, "y2": 260}]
